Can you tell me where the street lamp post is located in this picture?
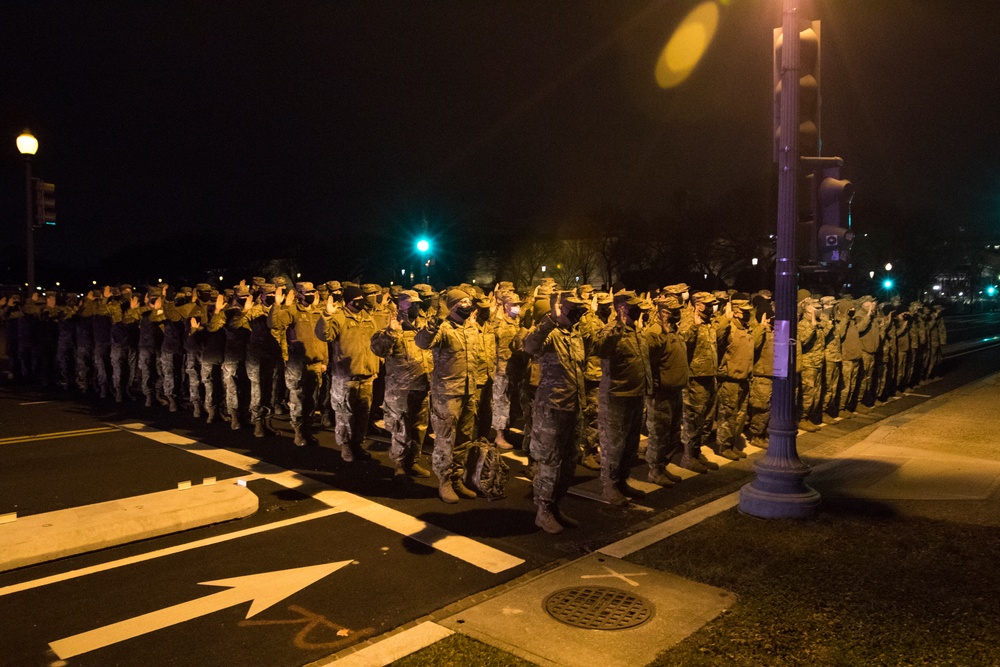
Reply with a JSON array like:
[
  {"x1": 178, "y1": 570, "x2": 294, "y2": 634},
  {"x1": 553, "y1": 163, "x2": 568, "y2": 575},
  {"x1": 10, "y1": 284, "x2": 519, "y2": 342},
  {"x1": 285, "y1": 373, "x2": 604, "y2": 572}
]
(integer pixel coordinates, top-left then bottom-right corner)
[
  {"x1": 738, "y1": 0, "x2": 820, "y2": 519},
  {"x1": 17, "y1": 129, "x2": 38, "y2": 291}
]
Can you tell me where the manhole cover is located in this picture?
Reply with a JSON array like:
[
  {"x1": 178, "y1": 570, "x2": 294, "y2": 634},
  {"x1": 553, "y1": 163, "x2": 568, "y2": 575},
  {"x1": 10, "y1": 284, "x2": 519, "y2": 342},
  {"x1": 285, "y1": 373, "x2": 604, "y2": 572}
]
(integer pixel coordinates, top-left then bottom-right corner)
[{"x1": 543, "y1": 586, "x2": 654, "y2": 630}]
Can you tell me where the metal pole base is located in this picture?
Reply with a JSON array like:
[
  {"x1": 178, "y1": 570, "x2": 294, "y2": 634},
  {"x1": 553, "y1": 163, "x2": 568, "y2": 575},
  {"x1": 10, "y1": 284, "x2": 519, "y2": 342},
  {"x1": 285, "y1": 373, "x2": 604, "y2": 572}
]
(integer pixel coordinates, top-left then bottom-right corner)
[{"x1": 738, "y1": 429, "x2": 821, "y2": 519}]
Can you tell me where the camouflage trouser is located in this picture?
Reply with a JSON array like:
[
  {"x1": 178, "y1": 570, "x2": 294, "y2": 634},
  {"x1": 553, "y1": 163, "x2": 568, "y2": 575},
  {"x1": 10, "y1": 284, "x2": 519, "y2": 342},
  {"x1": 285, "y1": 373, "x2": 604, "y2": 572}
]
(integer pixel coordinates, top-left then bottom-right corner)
[
  {"x1": 716, "y1": 378, "x2": 749, "y2": 451},
  {"x1": 519, "y1": 382, "x2": 538, "y2": 454},
  {"x1": 429, "y1": 388, "x2": 481, "y2": 481},
  {"x1": 246, "y1": 354, "x2": 279, "y2": 423},
  {"x1": 200, "y1": 361, "x2": 222, "y2": 409},
  {"x1": 159, "y1": 350, "x2": 183, "y2": 399},
  {"x1": 681, "y1": 376, "x2": 717, "y2": 457},
  {"x1": 799, "y1": 365, "x2": 822, "y2": 423},
  {"x1": 530, "y1": 405, "x2": 580, "y2": 508},
  {"x1": 384, "y1": 384, "x2": 430, "y2": 468},
  {"x1": 747, "y1": 375, "x2": 772, "y2": 441},
  {"x1": 598, "y1": 393, "x2": 644, "y2": 485},
  {"x1": 910, "y1": 347, "x2": 925, "y2": 385},
  {"x1": 329, "y1": 375, "x2": 375, "y2": 453},
  {"x1": 110, "y1": 344, "x2": 137, "y2": 397},
  {"x1": 490, "y1": 372, "x2": 512, "y2": 432},
  {"x1": 580, "y1": 380, "x2": 600, "y2": 458},
  {"x1": 138, "y1": 347, "x2": 161, "y2": 398},
  {"x1": 821, "y1": 361, "x2": 841, "y2": 414},
  {"x1": 896, "y1": 349, "x2": 912, "y2": 391},
  {"x1": 75, "y1": 343, "x2": 93, "y2": 391},
  {"x1": 221, "y1": 359, "x2": 243, "y2": 412},
  {"x1": 645, "y1": 390, "x2": 682, "y2": 470},
  {"x1": 857, "y1": 352, "x2": 876, "y2": 404},
  {"x1": 284, "y1": 360, "x2": 324, "y2": 427},
  {"x1": 839, "y1": 358, "x2": 860, "y2": 411},
  {"x1": 93, "y1": 343, "x2": 111, "y2": 395},
  {"x1": 56, "y1": 339, "x2": 74, "y2": 388},
  {"x1": 185, "y1": 353, "x2": 202, "y2": 405},
  {"x1": 929, "y1": 343, "x2": 942, "y2": 377},
  {"x1": 875, "y1": 351, "x2": 893, "y2": 400}
]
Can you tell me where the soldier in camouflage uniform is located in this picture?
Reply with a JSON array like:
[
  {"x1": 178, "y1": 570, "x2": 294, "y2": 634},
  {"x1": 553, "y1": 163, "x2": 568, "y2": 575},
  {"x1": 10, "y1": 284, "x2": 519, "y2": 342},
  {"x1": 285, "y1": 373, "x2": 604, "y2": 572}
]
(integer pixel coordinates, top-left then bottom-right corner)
[
  {"x1": 679, "y1": 292, "x2": 726, "y2": 473},
  {"x1": 715, "y1": 296, "x2": 758, "y2": 460},
  {"x1": 322, "y1": 284, "x2": 381, "y2": 462},
  {"x1": 490, "y1": 291, "x2": 524, "y2": 450},
  {"x1": 797, "y1": 294, "x2": 825, "y2": 431},
  {"x1": 245, "y1": 283, "x2": 282, "y2": 437},
  {"x1": 748, "y1": 295, "x2": 775, "y2": 449},
  {"x1": 855, "y1": 296, "x2": 881, "y2": 410},
  {"x1": 643, "y1": 294, "x2": 688, "y2": 485},
  {"x1": 416, "y1": 288, "x2": 486, "y2": 504},
  {"x1": 837, "y1": 298, "x2": 862, "y2": 416},
  {"x1": 576, "y1": 286, "x2": 611, "y2": 471},
  {"x1": 818, "y1": 296, "x2": 845, "y2": 422},
  {"x1": 209, "y1": 285, "x2": 252, "y2": 429},
  {"x1": 594, "y1": 290, "x2": 652, "y2": 506},
  {"x1": 523, "y1": 291, "x2": 590, "y2": 533},
  {"x1": 370, "y1": 290, "x2": 433, "y2": 478},
  {"x1": 109, "y1": 285, "x2": 139, "y2": 403}
]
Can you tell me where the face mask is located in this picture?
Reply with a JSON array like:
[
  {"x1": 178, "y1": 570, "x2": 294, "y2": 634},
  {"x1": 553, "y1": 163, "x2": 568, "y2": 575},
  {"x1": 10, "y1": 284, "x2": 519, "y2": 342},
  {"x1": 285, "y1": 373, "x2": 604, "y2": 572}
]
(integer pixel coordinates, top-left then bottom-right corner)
[
  {"x1": 627, "y1": 306, "x2": 642, "y2": 322},
  {"x1": 681, "y1": 291, "x2": 689, "y2": 303},
  {"x1": 302, "y1": 293, "x2": 317, "y2": 306},
  {"x1": 364, "y1": 294, "x2": 377, "y2": 309},
  {"x1": 566, "y1": 306, "x2": 586, "y2": 325},
  {"x1": 406, "y1": 304, "x2": 421, "y2": 320},
  {"x1": 347, "y1": 298, "x2": 364, "y2": 312},
  {"x1": 455, "y1": 304, "x2": 475, "y2": 319},
  {"x1": 263, "y1": 295, "x2": 275, "y2": 306},
  {"x1": 508, "y1": 306, "x2": 521, "y2": 317}
]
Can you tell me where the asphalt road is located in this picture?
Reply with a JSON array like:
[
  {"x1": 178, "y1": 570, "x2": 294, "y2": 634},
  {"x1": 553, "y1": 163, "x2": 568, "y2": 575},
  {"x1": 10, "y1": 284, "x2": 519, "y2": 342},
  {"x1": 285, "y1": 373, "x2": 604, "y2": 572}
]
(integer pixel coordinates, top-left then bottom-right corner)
[{"x1": 1, "y1": 313, "x2": 998, "y2": 667}]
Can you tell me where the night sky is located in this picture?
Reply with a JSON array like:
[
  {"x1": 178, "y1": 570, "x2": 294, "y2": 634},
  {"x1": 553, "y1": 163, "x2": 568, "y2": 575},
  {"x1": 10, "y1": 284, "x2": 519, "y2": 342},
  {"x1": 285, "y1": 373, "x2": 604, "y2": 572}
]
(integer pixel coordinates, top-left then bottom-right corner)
[{"x1": 2, "y1": 0, "x2": 999, "y2": 286}]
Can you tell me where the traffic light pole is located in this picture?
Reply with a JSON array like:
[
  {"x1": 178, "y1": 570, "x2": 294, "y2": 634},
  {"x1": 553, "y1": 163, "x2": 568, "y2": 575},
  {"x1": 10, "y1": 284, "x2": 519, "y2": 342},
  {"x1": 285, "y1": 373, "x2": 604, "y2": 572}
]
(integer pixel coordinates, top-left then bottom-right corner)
[
  {"x1": 23, "y1": 154, "x2": 35, "y2": 292},
  {"x1": 739, "y1": 0, "x2": 820, "y2": 519}
]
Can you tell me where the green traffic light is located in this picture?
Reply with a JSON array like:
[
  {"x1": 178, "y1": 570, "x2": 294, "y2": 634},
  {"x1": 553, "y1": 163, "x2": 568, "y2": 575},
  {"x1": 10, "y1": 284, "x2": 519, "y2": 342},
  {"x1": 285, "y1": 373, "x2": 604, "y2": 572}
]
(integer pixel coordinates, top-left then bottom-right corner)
[
  {"x1": 883, "y1": 279, "x2": 894, "y2": 290},
  {"x1": 416, "y1": 239, "x2": 430, "y2": 253}
]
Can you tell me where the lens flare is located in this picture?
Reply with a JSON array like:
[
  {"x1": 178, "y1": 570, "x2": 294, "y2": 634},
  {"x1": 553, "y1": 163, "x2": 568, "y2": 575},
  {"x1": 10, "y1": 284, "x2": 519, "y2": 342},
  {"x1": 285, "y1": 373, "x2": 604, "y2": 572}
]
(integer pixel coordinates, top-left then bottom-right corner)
[{"x1": 655, "y1": 2, "x2": 720, "y2": 89}]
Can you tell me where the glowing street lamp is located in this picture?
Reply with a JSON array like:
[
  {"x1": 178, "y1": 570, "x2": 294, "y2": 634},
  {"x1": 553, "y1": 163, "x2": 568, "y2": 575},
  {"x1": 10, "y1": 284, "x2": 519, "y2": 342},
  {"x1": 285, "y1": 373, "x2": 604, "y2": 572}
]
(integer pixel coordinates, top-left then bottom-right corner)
[{"x1": 16, "y1": 129, "x2": 38, "y2": 290}]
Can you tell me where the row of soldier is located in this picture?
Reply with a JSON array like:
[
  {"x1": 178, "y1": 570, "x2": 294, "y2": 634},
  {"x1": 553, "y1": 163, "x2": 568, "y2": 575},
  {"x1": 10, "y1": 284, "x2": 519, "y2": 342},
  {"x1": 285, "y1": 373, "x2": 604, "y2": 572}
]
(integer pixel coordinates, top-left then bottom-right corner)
[{"x1": 0, "y1": 279, "x2": 945, "y2": 534}]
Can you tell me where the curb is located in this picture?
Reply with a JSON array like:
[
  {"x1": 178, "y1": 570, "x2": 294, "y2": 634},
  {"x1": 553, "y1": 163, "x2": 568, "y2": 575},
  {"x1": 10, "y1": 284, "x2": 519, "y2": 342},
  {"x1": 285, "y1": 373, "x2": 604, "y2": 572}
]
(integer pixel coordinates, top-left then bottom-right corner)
[{"x1": 0, "y1": 480, "x2": 258, "y2": 572}]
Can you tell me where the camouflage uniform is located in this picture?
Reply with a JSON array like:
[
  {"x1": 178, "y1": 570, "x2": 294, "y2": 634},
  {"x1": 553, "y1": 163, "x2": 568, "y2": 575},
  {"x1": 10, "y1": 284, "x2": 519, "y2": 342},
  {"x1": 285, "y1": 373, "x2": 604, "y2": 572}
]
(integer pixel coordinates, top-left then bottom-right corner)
[
  {"x1": 680, "y1": 293, "x2": 726, "y2": 469},
  {"x1": 133, "y1": 290, "x2": 165, "y2": 405},
  {"x1": 838, "y1": 300, "x2": 862, "y2": 413},
  {"x1": 209, "y1": 288, "x2": 251, "y2": 426},
  {"x1": 74, "y1": 295, "x2": 97, "y2": 392},
  {"x1": 797, "y1": 298, "x2": 826, "y2": 426},
  {"x1": 490, "y1": 298, "x2": 524, "y2": 439},
  {"x1": 109, "y1": 287, "x2": 140, "y2": 402},
  {"x1": 643, "y1": 296, "x2": 689, "y2": 480},
  {"x1": 715, "y1": 300, "x2": 757, "y2": 457},
  {"x1": 748, "y1": 317, "x2": 775, "y2": 447},
  {"x1": 856, "y1": 298, "x2": 881, "y2": 407},
  {"x1": 522, "y1": 296, "x2": 588, "y2": 532}
]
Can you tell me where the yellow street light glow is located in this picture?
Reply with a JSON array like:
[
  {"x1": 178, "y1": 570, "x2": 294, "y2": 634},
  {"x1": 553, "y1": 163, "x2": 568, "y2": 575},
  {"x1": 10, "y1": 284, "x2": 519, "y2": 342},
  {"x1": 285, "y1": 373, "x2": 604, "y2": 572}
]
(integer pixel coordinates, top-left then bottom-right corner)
[
  {"x1": 16, "y1": 129, "x2": 38, "y2": 155},
  {"x1": 655, "y1": 2, "x2": 720, "y2": 89}
]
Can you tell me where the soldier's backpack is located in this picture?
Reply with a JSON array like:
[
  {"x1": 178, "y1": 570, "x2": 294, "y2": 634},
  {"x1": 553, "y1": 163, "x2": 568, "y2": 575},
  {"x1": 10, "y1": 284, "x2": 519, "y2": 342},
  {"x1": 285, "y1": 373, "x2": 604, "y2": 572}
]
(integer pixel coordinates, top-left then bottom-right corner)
[{"x1": 464, "y1": 437, "x2": 509, "y2": 501}]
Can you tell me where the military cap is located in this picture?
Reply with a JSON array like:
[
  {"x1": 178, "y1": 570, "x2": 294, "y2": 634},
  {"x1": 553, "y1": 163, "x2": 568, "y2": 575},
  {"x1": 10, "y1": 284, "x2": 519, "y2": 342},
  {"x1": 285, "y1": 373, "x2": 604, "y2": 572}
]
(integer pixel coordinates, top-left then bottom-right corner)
[
  {"x1": 207, "y1": 289, "x2": 220, "y2": 300},
  {"x1": 470, "y1": 285, "x2": 486, "y2": 298},
  {"x1": 179, "y1": 286, "x2": 194, "y2": 296},
  {"x1": 272, "y1": 276, "x2": 289, "y2": 288},
  {"x1": 223, "y1": 288, "x2": 235, "y2": 299},
  {"x1": 361, "y1": 283, "x2": 381, "y2": 295},
  {"x1": 316, "y1": 283, "x2": 329, "y2": 297},
  {"x1": 476, "y1": 296, "x2": 492, "y2": 309},
  {"x1": 576, "y1": 284, "x2": 595, "y2": 298},
  {"x1": 412, "y1": 283, "x2": 434, "y2": 296},
  {"x1": 389, "y1": 285, "x2": 402, "y2": 296},
  {"x1": 343, "y1": 285, "x2": 364, "y2": 303},
  {"x1": 251, "y1": 276, "x2": 266, "y2": 287},
  {"x1": 261, "y1": 283, "x2": 276, "y2": 294},
  {"x1": 731, "y1": 299, "x2": 753, "y2": 311},
  {"x1": 613, "y1": 290, "x2": 642, "y2": 306},
  {"x1": 857, "y1": 295, "x2": 876, "y2": 304},
  {"x1": 820, "y1": 295, "x2": 837, "y2": 306},
  {"x1": 446, "y1": 288, "x2": 472, "y2": 309},
  {"x1": 933, "y1": 304, "x2": 944, "y2": 312},
  {"x1": 595, "y1": 292, "x2": 614, "y2": 305},
  {"x1": 496, "y1": 281, "x2": 514, "y2": 292},
  {"x1": 397, "y1": 289, "x2": 421, "y2": 304},
  {"x1": 713, "y1": 290, "x2": 730, "y2": 301},
  {"x1": 655, "y1": 295, "x2": 683, "y2": 309},
  {"x1": 500, "y1": 291, "x2": 522, "y2": 305},
  {"x1": 233, "y1": 285, "x2": 251, "y2": 298},
  {"x1": 540, "y1": 277, "x2": 557, "y2": 287},
  {"x1": 661, "y1": 283, "x2": 689, "y2": 295},
  {"x1": 557, "y1": 290, "x2": 586, "y2": 306},
  {"x1": 295, "y1": 282, "x2": 317, "y2": 293},
  {"x1": 757, "y1": 289, "x2": 773, "y2": 300},
  {"x1": 147, "y1": 286, "x2": 163, "y2": 298},
  {"x1": 797, "y1": 288, "x2": 812, "y2": 303},
  {"x1": 195, "y1": 283, "x2": 213, "y2": 293},
  {"x1": 692, "y1": 291, "x2": 717, "y2": 305},
  {"x1": 535, "y1": 284, "x2": 553, "y2": 297},
  {"x1": 118, "y1": 283, "x2": 133, "y2": 292},
  {"x1": 325, "y1": 280, "x2": 342, "y2": 293}
]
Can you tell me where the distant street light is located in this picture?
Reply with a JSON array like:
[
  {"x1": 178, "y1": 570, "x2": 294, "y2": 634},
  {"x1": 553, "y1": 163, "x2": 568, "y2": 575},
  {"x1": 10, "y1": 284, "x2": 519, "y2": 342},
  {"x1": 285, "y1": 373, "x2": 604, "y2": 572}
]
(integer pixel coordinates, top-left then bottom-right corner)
[
  {"x1": 16, "y1": 129, "x2": 38, "y2": 291},
  {"x1": 869, "y1": 271, "x2": 875, "y2": 279},
  {"x1": 884, "y1": 262, "x2": 892, "y2": 271},
  {"x1": 752, "y1": 257, "x2": 759, "y2": 266}
]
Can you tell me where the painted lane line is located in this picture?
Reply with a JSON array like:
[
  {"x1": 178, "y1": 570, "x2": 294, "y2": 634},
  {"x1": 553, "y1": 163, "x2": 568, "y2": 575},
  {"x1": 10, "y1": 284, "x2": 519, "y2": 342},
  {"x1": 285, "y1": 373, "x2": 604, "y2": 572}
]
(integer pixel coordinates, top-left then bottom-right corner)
[
  {"x1": 18, "y1": 400, "x2": 52, "y2": 405},
  {"x1": 49, "y1": 561, "x2": 352, "y2": 660},
  {"x1": 0, "y1": 426, "x2": 117, "y2": 445},
  {"x1": 320, "y1": 621, "x2": 454, "y2": 667},
  {"x1": 116, "y1": 423, "x2": 525, "y2": 574},
  {"x1": 0, "y1": 507, "x2": 346, "y2": 598},
  {"x1": 598, "y1": 491, "x2": 741, "y2": 559}
]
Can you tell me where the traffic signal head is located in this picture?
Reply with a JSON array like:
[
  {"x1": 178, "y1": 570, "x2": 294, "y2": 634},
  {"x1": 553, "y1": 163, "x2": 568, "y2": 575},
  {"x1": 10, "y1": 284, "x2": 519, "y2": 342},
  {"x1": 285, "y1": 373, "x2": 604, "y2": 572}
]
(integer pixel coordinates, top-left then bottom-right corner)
[
  {"x1": 814, "y1": 165, "x2": 854, "y2": 265},
  {"x1": 33, "y1": 178, "x2": 56, "y2": 228},
  {"x1": 773, "y1": 21, "x2": 821, "y2": 162}
]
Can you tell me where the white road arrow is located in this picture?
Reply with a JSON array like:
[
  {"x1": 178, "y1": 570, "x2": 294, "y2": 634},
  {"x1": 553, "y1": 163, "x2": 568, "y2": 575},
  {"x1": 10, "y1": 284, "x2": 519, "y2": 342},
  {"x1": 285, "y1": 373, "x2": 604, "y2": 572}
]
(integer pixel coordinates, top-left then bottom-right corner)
[{"x1": 49, "y1": 560, "x2": 352, "y2": 659}]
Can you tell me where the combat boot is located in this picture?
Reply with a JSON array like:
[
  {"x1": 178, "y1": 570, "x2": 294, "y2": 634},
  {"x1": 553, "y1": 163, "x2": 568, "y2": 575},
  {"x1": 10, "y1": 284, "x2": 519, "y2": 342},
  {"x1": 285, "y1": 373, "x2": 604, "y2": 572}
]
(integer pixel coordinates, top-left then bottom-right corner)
[
  {"x1": 453, "y1": 478, "x2": 478, "y2": 499},
  {"x1": 494, "y1": 431, "x2": 514, "y2": 451},
  {"x1": 407, "y1": 461, "x2": 432, "y2": 478},
  {"x1": 535, "y1": 507, "x2": 564, "y2": 534},
  {"x1": 616, "y1": 480, "x2": 646, "y2": 499},
  {"x1": 168, "y1": 397, "x2": 179, "y2": 413},
  {"x1": 115, "y1": 388, "x2": 124, "y2": 404},
  {"x1": 293, "y1": 425, "x2": 307, "y2": 447},
  {"x1": 797, "y1": 419, "x2": 819, "y2": 432},
  {"x1": 524, "y1": 461, "x2": 537, "y2": 480},
  {"x1": 601, "y1": 483, "x2": 629, "y2": 507},
  {"x1": 749, "y1": 436, "x2": 769, "y2": 450},
  {"x1": 647, "y1": 467, "x2": 676, "y2": 487},
  {"x1": 680, "y1": 454, "x2": 709, "y2": 474},
  {"x1": 580, "y1": 453, "x2": 601, "y2": 471},
  {"x1": 192, "y1": 401, "x2": 202, "y2": 418},
  {"x1": 206, "y1": 406, "x2": 217, "y2": 424},
  {"x1": 821, "y1": 414, "x2": 837, "y2": 425},
  {"x1": 230, "y1": 412, "x2": 241, "y2": 430},
  {"x1": 253, "y1": 421, "x2": 266, "y2": 438},
  {"x1": 553, "y1": 507, "x2": 580, "y2": 528},
  {"x1": 144, "y1": 395, "x2": 153, "y2": 408},
  {"x1": 321, "y1": 411, "x2": 334, "y2": 429},
  {"x1": 697, "y1": 452, "x2": 720, "y2": 470},
  {"x1": 719, "y1": 448, "x2": 740, "y2": 461},
  {"x1": 438, "y1": 481, "x2": 459, "y2": 504}
]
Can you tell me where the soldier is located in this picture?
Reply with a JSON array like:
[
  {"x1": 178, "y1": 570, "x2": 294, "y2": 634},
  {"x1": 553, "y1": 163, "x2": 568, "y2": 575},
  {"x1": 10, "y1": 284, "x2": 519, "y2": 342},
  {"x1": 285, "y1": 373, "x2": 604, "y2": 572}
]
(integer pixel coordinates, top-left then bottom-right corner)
[
  {"x1": 519, "y1": 286, "x2": 552, "y2": 471},
  {"x1": 643, "y1": 294, "x2": 688, "y2": 485},
  {"x1": 576, "y1": 286, "x2": 611, "y2": 471},
  {"x1": 819, "y1": 296, "x2": 845, "y2": 422},
  {"x1": 193, "y1": 291, "x2": 227, "y2": 422},
  {"x1": 322, "y1": 284, "x2": 381, "y2": 462},
  {"x1": 317, "y1": 280, "x2": 343, "y2": 429},
  {"x1": 594, "y1": 290, "x2": 651, "y2": 506},
  {"x1": 523, "y1": 291, "x2": 589, "y2": 533},
  {"x1": 370, "y1": 290, "x2": 433, "y2": 478},
  {"x1": 715, "y1": 296, "x2": 757, "y2": 460},
  {"x1": 53, "y1": 293, "x2": 79, "y2": 391},
  {"x1": 679, "y1": 292, "x2": 725, "y2": 473},
  {"x1": 75, "y1": 290, "x2": 98, "y2": 394},
  {"x1": 91, "y1": 285, "x2": 114, "y2": 399},
  {"x1": 838, "y1": 298, "x2": 863, "y2": 416},
  {"x1": 133, "y1": 288, "x2": 165, "y2": 406},
  {"x1": 894, "y1": 302, "x2": 913, "y2": 395},
  {"x1": 245, "y1": 283, "x2": 282, "y2": 438},
  {"x1": 270, "y1": 275, "x2": 292, "y2": 415},
  {"x1": 271, "y1": 282, "x2": 329, "y2": 446},
  {"x1": 109, "y1": 285, "x2": 140, "y2": 403},
  {"x1": 797, "y1": 294, "x2": 826, "y2": 431},
  {"x1": 748, "y1": 294, "x2": 775, "y2": 449},
  {"x1": 928, "y1": 305, "x2": 946, "y2": 377},
  {"x1": 855, "y1": 296, "x2": 881, "y2": 411},
  {"x1": 209, "y1": 286, "x2": 252, "y2": 429},
  {"x1": 415, "y1": 288, "x2": 486, "y2": 504},
  {"x1": 490, "y1": 290, "x2": 524, "y2": 450}
]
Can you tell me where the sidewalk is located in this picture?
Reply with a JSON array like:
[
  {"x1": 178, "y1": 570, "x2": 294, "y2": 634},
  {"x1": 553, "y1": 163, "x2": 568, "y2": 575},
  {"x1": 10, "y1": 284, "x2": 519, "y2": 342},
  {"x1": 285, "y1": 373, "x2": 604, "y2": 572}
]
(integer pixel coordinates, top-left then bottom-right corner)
[{"x1": 364, "y1": 371, "x2": 1000, "y2": 667}]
